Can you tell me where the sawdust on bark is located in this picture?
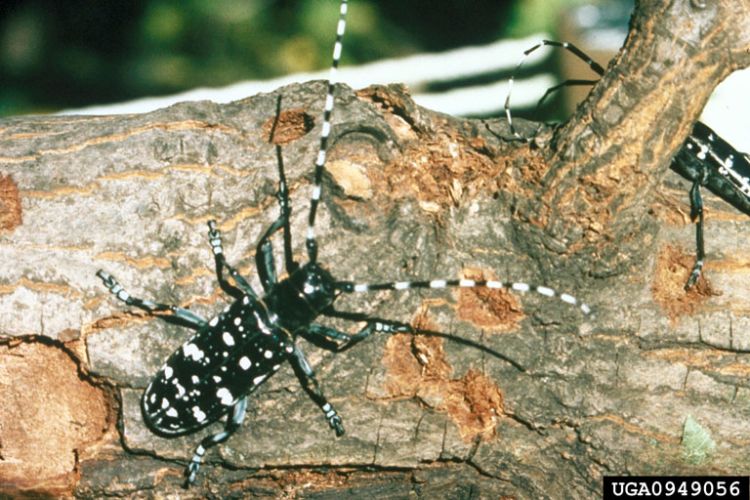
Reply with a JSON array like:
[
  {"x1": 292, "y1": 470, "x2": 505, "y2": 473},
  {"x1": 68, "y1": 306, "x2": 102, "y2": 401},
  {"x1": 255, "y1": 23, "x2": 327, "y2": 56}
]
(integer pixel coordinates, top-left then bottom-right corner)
[
  {"x1": 264, "y1": 108, "x2": 315, "y2": 145},
  {"x1": 651, "y1": 245, "x2": 718, "y2": 323},
  {"x1": 457, "y1": 268, "x2": 525, "y2": 332},
  {"x1": 381, "y1": 308, "x2": 504, "y2": 442}
]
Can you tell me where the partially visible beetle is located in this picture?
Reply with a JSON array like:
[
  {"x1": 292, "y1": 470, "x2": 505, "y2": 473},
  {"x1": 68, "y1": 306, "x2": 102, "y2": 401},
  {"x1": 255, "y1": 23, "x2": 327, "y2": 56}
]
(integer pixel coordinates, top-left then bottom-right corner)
[
  {"x1": 503, "y1": 40, "x2": 750, "y2": 289},
  {"x1": 671, "y1": 121, "x2": 750, "y2": 287}
]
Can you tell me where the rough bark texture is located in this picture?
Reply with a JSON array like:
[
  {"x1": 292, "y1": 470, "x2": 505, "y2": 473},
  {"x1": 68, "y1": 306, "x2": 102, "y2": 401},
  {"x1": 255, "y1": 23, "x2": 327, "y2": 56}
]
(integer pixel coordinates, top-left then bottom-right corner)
[{"x1": 1, "y1": 1, "x2": 750, "y2": 498}]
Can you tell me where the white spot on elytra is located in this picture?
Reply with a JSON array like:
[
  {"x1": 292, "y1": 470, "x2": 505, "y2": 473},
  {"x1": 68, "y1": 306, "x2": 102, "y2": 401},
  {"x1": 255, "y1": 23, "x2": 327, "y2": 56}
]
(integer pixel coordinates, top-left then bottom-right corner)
[
  {"x1": 166, "y1": 408, "x2": 178, "y2": 418},
  {"x1": 222, "y1": 331, "x2": 235, "y2": 346},
  {"x1": 191, "y1": 375, "x2": 199, "y2": 384},
  {"x1": 212, "y1": 375, "x2": 221, "y2": 383},
  {"x1": 161, "y1": 398, "x2": 169, "y2": 409},
  {"x1": 182, "y1": 343, "x2": 204, "y2": 361},
  {"x1": 239, "y1": 356, "x2": 251, "y2": 370},
  {"x1": 264, "y1": 350, "x2": 273, "y2": 359},
  {"x1": 209, "y1": 316, "x2": 219, "y2": 327},
  {"x1": 192, "y1": 406, "x2": 207, "y2": 423},
  {"x1": 234, "y1": 317, "x2": 241, "y2": 326},
  {"x1": 216, "y1": 387, "x2": 233, "y2": 406},
  {"x1": 163, "y1": 366, "x2": 173, "y2": 379},
  {"x1": 174, "y1": 382, "x2": 186, "y2": 398},
  {"x1": 253, "y1": 374, "x2": 268, "y2": 385}
]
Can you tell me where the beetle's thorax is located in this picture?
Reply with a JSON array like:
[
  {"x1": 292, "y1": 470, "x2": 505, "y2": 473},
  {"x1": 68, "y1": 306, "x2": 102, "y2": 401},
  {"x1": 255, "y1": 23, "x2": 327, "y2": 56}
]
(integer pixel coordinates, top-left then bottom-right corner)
[{"x1": 263, "y1": 261, "x2": 338, "y2": 330}]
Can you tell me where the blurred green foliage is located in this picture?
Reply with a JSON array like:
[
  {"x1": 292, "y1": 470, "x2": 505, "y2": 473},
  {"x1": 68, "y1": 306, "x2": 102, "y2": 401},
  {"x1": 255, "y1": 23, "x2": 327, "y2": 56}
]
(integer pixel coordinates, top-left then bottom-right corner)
[{"x1": 0, "y1": 0, "x2": 587, "y2": 116}]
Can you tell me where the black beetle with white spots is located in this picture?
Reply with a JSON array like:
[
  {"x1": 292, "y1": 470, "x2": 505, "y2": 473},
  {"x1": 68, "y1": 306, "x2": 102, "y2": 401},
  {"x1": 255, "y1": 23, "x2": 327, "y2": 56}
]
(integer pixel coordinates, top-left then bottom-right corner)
[
  {"x1": 97, "y1": 1, "x2": 590, "y2": 487},
  {"x1": 504, "y1": 39, "x2": 750, "y2": 290}
]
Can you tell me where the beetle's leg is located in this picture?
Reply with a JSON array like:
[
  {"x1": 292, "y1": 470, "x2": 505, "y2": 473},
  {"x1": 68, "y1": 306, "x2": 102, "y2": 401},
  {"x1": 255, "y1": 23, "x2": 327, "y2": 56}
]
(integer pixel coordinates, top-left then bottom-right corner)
[
  {"x1": 308, "y1": 314, "x2": 412, "y2": 352},
  {"x1": 288, "y1": 344, "x2": 344, "y2": 436},
  {"x1": 96, "y1": 270, "x2": 207, "y2": 329},
  {"x1": 685, "y1": 173, "x2": 707, "y2": 289},
  {"x1": 207, "y1": 220, "x2": 257, "y2": 299},
  {"x1": 184, "y1": 396, "x2": 248, "y2": 487}
]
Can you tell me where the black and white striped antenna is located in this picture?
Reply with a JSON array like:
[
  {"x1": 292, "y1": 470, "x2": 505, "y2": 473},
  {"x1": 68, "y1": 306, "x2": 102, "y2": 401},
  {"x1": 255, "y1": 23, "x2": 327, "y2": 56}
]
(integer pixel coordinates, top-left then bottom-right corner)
[
  {"x1": 335, "y1": 277, "x2": 591, "y2": 315},
  {"x1": 306, "y1": 0, "x2": 348, "y2": 264}
]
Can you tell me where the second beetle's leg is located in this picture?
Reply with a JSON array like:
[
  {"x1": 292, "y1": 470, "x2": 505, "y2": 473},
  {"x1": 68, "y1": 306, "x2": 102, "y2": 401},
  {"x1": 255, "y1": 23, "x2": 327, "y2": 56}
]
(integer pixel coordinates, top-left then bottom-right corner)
[
  {"x1": 288, "y1": 344, "x2": 345, "y2": 436},
  {"x1": 184, "y1": 396, "x2": 248, "y2": 487},
  {"x1": 685, "y1": 177, "x2": 706, "y2": 289}
]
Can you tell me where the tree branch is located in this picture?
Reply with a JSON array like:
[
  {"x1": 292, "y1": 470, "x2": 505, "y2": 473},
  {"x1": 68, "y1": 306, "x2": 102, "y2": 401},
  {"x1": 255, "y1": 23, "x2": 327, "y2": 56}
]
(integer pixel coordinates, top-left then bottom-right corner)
[{"x1": 2, "y1": 1, "x2": 750, "y2": 497}]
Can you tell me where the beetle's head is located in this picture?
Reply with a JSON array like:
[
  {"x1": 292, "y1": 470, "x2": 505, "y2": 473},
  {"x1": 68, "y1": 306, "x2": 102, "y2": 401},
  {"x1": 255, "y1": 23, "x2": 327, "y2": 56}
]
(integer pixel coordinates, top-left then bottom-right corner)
[{"x1": 294, "y1": 262, "x2": 339, "y2": 311}]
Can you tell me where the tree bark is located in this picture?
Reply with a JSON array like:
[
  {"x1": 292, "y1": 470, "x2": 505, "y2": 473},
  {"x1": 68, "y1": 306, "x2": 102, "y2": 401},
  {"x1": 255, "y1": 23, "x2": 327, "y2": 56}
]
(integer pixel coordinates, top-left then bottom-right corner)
[{"x1": 1, "y1": 1, "x2": 750, "y2": 498}]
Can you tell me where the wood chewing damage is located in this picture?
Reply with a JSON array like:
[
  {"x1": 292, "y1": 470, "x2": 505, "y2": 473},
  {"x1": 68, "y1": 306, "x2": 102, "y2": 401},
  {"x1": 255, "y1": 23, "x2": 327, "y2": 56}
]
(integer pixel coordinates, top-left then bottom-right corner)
[
  {"x1": 1, "y1": 0, "x2": 750, "y2": 497},
  {"x1": 378, "y1": 314, "x2": 505, "y2": 443},
  {"x1": 650, "y1": 244, "x2": 718, "y2": 323},
  {"x1": 0, "y1": 175, "x2": 22, "y2": 231},
  {"x1": 0, "y1": 337, "x2": 117, "y2": 497}
]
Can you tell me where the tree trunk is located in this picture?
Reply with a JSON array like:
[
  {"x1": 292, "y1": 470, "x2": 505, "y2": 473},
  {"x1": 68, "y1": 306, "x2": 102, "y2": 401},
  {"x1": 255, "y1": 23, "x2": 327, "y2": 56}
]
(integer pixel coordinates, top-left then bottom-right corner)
[{"x1": 1, "y1": 1, "x2": 750, "y2": 498}]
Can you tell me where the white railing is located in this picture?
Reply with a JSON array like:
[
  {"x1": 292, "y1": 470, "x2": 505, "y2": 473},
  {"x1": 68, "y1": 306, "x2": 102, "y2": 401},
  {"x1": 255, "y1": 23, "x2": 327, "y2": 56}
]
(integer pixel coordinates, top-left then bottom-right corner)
[
  {"x1": 58, "y1": 33, "x2": 749, "y2": 152},
  {"x1": 60, "y1": 34, "x2": 555, "y2": 118}
]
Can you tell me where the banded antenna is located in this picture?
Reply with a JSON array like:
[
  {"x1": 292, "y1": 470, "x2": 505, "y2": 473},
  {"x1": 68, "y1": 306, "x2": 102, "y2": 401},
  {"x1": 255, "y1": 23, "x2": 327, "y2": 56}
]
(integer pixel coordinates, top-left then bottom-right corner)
[
  {"x1": 306, "y1": 0, "x2": 348, "y2": 264},
  {"x1": 335, "y1": 277, "x2": 591, "y2": 315}
]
